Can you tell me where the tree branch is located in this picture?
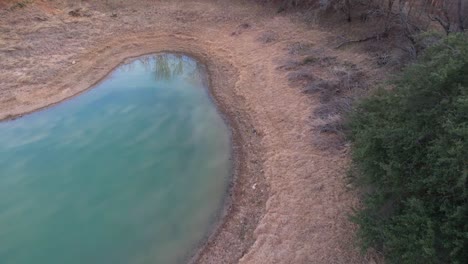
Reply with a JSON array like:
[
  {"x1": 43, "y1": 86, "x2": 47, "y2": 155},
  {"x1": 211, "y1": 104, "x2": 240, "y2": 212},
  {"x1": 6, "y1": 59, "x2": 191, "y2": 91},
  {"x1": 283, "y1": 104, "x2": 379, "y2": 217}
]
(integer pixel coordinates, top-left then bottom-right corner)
[{"x1": 335, "y1": 31, "x2": 388, "y2": 49}]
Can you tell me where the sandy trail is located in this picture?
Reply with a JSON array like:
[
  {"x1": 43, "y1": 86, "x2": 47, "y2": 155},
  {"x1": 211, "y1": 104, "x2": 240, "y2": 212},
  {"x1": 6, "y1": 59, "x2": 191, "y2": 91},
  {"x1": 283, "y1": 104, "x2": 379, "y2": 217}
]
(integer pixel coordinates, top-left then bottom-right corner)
[{"x1": 0, "y1": 0, "x2": 375, "y2": 263}]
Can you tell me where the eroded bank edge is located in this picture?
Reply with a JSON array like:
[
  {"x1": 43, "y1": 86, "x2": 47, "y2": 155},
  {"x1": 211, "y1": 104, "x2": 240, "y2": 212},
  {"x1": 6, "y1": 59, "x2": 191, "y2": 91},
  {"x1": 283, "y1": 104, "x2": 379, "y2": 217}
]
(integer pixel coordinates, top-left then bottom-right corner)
[{"x1": 0, "y1": 36, "x2": 268, "y2": 264}]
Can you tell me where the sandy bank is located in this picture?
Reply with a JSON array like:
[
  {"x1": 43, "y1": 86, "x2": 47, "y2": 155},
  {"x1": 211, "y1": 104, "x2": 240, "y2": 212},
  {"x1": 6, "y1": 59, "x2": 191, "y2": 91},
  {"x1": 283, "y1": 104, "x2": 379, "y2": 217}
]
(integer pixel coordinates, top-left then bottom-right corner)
[{"x1": 0, "y1": 0, "x2": 381, "y2": 263}]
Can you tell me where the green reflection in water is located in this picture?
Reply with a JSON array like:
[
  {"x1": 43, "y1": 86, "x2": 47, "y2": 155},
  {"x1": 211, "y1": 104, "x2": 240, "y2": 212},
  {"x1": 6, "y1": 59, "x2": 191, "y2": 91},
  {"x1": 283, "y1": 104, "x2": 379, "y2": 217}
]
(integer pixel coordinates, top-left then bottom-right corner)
[{"x1": 0, "y1": 54, "x2": 231, "y2": 264}]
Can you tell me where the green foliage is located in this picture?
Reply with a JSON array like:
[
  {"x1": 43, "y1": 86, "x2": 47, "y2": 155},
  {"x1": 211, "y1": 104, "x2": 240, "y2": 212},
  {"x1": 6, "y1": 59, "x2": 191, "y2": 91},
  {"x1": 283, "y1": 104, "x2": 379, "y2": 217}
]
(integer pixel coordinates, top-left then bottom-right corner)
[{"x1": 348, "y1": 34, "x2": 468, "y2": 264}]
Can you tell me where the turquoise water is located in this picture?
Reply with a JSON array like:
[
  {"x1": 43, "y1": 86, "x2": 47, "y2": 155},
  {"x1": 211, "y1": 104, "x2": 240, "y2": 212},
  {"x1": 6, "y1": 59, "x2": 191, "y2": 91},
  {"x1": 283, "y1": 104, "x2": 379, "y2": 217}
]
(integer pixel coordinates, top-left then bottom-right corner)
[{"x1": 0, "y1": 54, "x2": 231, "y2": 264}]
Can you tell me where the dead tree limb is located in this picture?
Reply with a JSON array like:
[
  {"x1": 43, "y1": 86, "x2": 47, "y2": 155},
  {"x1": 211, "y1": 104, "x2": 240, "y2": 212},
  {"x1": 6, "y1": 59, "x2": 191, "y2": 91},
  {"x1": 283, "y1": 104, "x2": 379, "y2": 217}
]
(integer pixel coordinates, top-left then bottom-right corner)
[{"x1": 335, "y1": 31, "x2": 389, "y2": 49}]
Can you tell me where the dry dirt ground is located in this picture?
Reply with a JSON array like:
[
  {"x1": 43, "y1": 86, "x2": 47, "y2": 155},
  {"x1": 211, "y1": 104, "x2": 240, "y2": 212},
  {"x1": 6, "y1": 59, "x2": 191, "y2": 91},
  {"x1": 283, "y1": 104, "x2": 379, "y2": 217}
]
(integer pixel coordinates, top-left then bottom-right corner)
[{"x1": 0, "y1": 0, "x2": 388, "y2": 263}]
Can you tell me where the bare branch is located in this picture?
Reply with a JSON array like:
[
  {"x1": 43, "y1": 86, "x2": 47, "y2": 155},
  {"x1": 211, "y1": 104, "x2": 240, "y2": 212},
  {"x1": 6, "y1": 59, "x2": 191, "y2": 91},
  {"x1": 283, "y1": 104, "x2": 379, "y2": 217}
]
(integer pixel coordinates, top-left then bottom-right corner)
[{"x1": 335, "y1": 31, "x2": 388, "y2": 49}]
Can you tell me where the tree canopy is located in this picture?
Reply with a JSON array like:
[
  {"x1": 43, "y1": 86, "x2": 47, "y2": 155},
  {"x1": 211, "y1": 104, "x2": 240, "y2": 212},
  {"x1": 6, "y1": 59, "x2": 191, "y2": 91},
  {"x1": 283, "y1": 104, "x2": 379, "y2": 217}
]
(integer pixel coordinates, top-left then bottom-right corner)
[{"x1": 349, "y1": 34, "x2": 468, "y2": 264}]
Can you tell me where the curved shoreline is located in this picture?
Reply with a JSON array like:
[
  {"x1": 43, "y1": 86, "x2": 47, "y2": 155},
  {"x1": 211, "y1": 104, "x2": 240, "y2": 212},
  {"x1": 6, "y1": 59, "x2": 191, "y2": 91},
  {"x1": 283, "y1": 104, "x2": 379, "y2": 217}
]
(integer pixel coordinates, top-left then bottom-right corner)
[
  {"x1": 0, "y1": 1, "x2": 374, "y2": 262},
  {"x1": 0, "y1": 35, "x2": 269, "y2": 263}
]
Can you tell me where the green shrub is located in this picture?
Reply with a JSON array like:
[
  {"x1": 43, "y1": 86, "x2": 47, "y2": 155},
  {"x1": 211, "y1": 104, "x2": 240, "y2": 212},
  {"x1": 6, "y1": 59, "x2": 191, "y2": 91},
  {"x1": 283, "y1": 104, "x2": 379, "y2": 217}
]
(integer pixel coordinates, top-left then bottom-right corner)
[{"x1": 348, "y1": 34, "x2": 468, "y2": 264}]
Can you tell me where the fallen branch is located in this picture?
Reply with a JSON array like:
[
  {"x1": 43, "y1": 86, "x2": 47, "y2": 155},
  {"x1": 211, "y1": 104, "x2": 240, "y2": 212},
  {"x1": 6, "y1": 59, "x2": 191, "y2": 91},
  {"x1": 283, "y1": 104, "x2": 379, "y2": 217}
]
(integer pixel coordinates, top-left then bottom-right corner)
[{"x1": 335, "y1": 31, "x2": 388, "y2": 49}]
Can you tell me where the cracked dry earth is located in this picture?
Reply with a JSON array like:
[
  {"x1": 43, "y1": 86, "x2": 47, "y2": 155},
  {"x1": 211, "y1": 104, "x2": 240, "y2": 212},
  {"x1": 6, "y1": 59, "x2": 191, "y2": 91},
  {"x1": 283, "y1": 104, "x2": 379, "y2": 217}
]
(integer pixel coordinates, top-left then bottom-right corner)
[{"x1": 0, "y1": 0, "x2": 380, "y2": 263}]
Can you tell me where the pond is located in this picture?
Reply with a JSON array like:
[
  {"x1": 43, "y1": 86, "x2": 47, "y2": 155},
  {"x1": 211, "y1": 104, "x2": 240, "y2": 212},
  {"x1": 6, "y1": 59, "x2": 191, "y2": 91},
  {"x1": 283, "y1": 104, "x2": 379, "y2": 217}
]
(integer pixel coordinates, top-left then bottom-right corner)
[{"x1": 0, "y1": 54, "x2": 231, "y2": 264}]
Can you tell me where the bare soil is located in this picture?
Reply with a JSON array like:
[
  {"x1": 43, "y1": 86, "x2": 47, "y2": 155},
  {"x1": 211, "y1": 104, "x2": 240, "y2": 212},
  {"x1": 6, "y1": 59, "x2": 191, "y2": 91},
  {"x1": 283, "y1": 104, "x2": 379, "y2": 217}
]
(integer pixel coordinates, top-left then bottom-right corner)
[{"x1": 0, "y1": 0, "x2": 388, "y2": 263}]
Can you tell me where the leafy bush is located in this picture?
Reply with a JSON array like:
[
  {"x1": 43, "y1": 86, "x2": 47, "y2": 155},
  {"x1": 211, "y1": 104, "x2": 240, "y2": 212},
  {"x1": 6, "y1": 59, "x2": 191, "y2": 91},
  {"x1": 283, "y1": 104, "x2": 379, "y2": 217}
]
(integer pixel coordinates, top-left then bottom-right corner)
[{"x1": 348, "y1": 34, "x2": 468, "y2": 264}]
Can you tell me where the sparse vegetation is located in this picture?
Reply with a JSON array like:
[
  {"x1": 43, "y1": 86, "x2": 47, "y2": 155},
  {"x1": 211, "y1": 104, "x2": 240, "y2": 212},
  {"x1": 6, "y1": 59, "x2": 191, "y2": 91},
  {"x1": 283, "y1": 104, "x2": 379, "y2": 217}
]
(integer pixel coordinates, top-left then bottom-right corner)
[
  {"x1": 259, "y1": 1, "x2": 467, "y2": 55},
  {"x1": 348, "y1": 34, "x2": 468, "y2": 263},
  {"x1": 3, "y1": 0, "x2": 467, "y2": 262},
  {"x1": 9, "y1": 0, "x2": 32, "y2": 11},
  {"x1": 265, "y1": 1, "x2": 468, "y2": 262}
]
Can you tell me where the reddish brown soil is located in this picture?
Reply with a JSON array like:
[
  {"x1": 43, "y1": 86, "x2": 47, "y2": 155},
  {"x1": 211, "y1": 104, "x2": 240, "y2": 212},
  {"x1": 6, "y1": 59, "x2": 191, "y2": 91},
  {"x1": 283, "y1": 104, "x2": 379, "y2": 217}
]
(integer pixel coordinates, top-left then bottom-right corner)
[{"x1": 0, "y1": 1, "x2": 386, "y2": 263}]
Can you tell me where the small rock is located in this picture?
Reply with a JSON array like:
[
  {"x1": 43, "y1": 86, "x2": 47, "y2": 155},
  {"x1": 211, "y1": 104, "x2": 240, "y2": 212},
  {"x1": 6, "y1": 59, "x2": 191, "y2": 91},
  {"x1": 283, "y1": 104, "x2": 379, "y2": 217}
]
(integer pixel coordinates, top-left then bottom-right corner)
[
  {"x1": 240, "y1": 23, "x2": 250, "y2": 29},
  {"x1": 68, "y1": 8, "x2": 82, "y2": 17},
  {"x1": 68, "y1": 8, "x2": 92, "y2": 17},
  {"x1": 71, "y1": 60, "x2": 76, "y2": 65},
  {"x1": 34, "y1": 16, "x2": 48, "y2": 22}
]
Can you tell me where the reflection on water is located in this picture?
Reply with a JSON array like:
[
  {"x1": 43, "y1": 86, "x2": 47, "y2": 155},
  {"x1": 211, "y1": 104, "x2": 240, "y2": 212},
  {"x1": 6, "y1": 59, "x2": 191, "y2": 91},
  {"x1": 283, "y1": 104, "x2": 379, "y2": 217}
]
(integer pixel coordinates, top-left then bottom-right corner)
[
  {"x1": 120, "y1": 54, "x2": 204, "y2": 82},
  {"x1": 0, "y1": 54, "x2": 231, "y2": 264}
]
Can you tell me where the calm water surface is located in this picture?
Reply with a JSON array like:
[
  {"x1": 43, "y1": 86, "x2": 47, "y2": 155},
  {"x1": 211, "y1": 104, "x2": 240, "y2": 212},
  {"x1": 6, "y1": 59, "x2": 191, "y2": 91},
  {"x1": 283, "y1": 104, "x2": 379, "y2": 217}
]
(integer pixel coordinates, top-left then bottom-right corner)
[{"x1": 0, "y1": 54, "x2": 231, "y2": 264}]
